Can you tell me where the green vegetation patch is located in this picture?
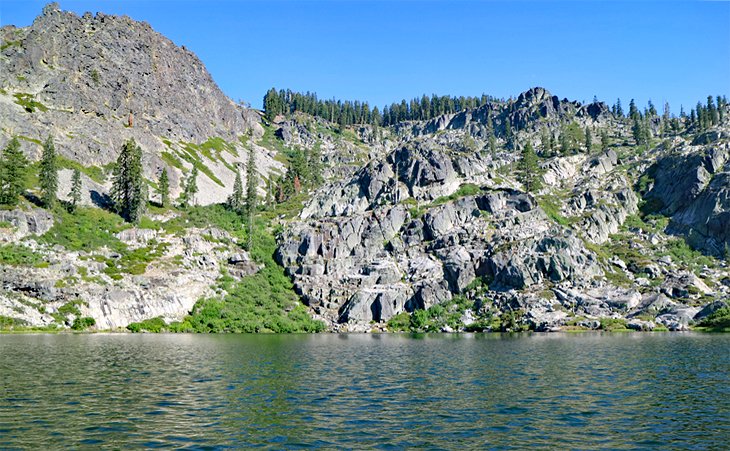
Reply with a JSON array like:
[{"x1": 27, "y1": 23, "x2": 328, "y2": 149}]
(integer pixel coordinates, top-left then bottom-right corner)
[
  {"x1": 13, "y1": 93, "x2": 48, "y2": 113},
  {"x1": 599, "y1": 317, "x2": 629, "y2": 331},
  {"x1": 695, "y1": 307, "x2": 730, "y2": 331},
  {"x1": 538, "y1": 195, "x2": 576, "y2": 227},
  {"x1": 40, "y1": 206, "x2": 128, "y2": 253},
  {"x1": 176, "y1": 210, "x2": 325, "y2": 333},
  {"x1": 175, "y1": 142, "x2": 224, "y2": 187},
  {"x1": 199, "y1": 137, "x2": 238, "y2": 160},
  {"x1": 259, "y1": 123, "x2": 290, "y2": 157},
  {"x1": 71, "y1": 317, "x2": 95, "y2": 331},
  {"x1": 0, "y1": 244, "x2": 46, "y2": 267},
  {"x1": 17, "y1": 135, "x2": 42, "y2": 146},
  {"x1": 386, "y1": 294, "x2": 521, "y2": 333},
  {"x1": 127, "y1": 316, "x2": 167, "y2": 333},
  {"x1": 431, "y1": 183, "x2": 481, "y2": 207},
  {"x1": 662, "y1": 237, "x2": 715, "y2": 275},
  {"x1": 0, "y1": 315, "x2": 28, "y2": 329},
  {"x1": 161, "y1": 151, "x2": 185, "y2": 171},
  {"x1": 407, "y1": 184, "x2": 484, "y2": 219},
  {"x1": 0, "y1": 40, "x2": 22, "y2": 51},
  {"x1": 57, "y1": 156, "x2": 106, "y2": 183},
  {"x1": 104, "y1": 240, "x2": 168, "y2": 279}
]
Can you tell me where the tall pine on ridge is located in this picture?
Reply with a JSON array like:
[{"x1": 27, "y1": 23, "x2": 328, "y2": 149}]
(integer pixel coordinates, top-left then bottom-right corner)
[
  {"x1": 245, "y1": 147, "x2": 257, "y2": 250},
  {"x1": 0, "y1": 137, "x2": 29, "y2": 206},
  {"x1": 111, "y1": 138, "x2": 147, "y2": 223},
  {"x1": 69, "y1": 168, "x2": 82, "y2": 212},
  {"x1": 39, "y1": 135, "x2": 58, "y2": 208},
  {"x1": 517, "y1": 142, "x2": 542, "y2": 193},
  {"x1": 158, "y1": 168, "x2": 170, "y2": 208}
]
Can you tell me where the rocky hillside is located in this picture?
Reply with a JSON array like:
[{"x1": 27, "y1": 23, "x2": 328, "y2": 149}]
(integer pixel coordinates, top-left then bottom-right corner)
[
  {"x1": 276, "y1": 88, "x2": 730, "y2": 332},
  {"x1": 0, "y1": 4, "x2": 728, "y2": 333}
]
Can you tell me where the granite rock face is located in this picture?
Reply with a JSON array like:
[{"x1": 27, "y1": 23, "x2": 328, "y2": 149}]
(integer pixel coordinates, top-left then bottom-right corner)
[
  {"x1": 646, "y1": 140, "x2": 730, "y2": 256},
  {"x1": 0, "y1": 3, "x2": 278, "y2": 204}
]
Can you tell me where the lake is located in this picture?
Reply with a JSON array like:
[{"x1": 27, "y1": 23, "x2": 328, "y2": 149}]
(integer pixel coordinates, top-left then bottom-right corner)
[{"x1": 0, "y1": 333, "x2": 728, "y2": 449}]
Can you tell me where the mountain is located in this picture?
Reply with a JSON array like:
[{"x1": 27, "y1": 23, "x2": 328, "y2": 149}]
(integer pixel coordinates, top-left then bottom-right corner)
[
  {"x1": 0, "y1": 2, "x2": 274, "y2": 204},
  {"x1": 0, "y1": 4, "x2": 728, "y2": 333}
]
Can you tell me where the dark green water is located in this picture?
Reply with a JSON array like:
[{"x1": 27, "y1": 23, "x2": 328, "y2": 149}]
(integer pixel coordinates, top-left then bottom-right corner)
[{"x1": 0, "y1": 333, "x2": 728, "y2": 449}]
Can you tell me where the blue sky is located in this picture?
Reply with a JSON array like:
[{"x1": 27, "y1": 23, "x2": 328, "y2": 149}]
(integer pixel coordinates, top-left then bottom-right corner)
[{"x1": 2, "y1": 1, "x2": 729, "y2": 112}]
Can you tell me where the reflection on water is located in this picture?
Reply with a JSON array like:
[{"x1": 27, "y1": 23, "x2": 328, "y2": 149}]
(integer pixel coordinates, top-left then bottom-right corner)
[{"x1": 0, "y1": 333, "x2": 728, "y2": 449}]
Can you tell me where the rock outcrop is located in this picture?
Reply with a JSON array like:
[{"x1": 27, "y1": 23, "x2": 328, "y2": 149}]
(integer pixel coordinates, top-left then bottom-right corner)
[{"x1": 646, "y1": 139, "x2": 730, "y2": 256}]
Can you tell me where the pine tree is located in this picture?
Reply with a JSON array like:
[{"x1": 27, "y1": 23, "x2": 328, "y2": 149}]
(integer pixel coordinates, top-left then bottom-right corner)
[
  {"x1": 245, "y1": 147, "x2": 258, "y2": 250},
  {"x1": 111, "y1": 139, "x2": 147, "y2": 222},
  {"x1": 179, "y1": 166, "x2": 198, "y2": 209},
  {"x1": 707, "y1": 95, "x2": 718, "y2": 125},
  {"x1": 718, "y1": 95, "x2": 725, "y2": 123},
  {"x1": 39, "y1": 135, "x2": 58, "y2": 208},
  {"x1": 600, "y1": 129, "x2": 610, "y2": 152},
  {"x1": 585, "y1": 127, "x2": 592, "y2": 153},
  {"x1": 69, "y1": 168, "x2": 82, "y2": 212},
  {"x1": 615, "y1": 98, "x2": 624, "y2": 117},
  {"x1": 647, "y1": 100, "x2": 657, "y2": 117},
  {"x1": 632, "y1": 115, "x2": 644, "y2": 146},
  {"x1": 629, "y1": 99, "x2": 638, "y2": 119},
  {"x1": 517, "y1": 142, "x2": 542, "y2": 193},
  {"x1": 158, "y1": 168, "x2": 170, "y2": 208},
  {"x1": 0, "y1": 137, "x2": 29, "y2": 206},
  {"x1": 227, "y1": 167, "x2": 244, "y2": 213}
]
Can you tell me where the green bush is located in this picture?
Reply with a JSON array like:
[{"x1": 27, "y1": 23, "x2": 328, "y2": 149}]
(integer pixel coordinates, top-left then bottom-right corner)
[
  {"x1": 71, "y1": 317, "x2": 96, "y2": 331},
  {"x1": 0, "y1": 315, "x2": 27, "y2": 329},
  {"x1": 58, "y1": 300, "x2": 83, "y2": 317},
  {"x1": 386, "y1": 312, "x2": 411, "y2": 331},
  {"x1": 696, "y1": 307, "x2": 730, "y2": 330},
  {"x1": 599, "y1": 317, "x2": 628, "y2": 331},
  {"x1": 127, "y1": 317, "x2": 167, "y2": 333}
]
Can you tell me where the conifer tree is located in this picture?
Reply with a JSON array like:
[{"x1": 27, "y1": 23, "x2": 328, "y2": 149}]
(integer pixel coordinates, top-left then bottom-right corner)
[
  {"x1": 111, "y1": 139, "x2": 147, "y2": 222},
  {"x1": 585, "y1": 127, "x2": 592, "y2": 152},
  {"x1": 158, "y1": 168, "x2": 170, "y2": 208},
  {"x1": 245, "y1": 147, "x2": 257, "y2": 250},
  {"x1": 614, "y1": 98, "x2": 624, "y2": 117},
  {"x1": 707, "y1": 95, "x2": 718, "y2": 125},
  {"x1": 517, "y1": 142, "x2": 542, "y2": 193},
  {"x1": 228, "y1": 167, "x2": 244, "y2": 213},
  {"x1": 39, "y1": 135, "x2": 58, "y2": 208},
  {"x1": 717, "y1": 95, "x2": 724, "y2": 123},
  {"x1": 629, "y1": 99, "x2": 638, "y2": 119},
  {"x1": 489, "y1": 135, "x2": 497, "y2": 155},
  {"x1": 179, "y1": 166, "x2": 198, "y2": 209},
  {"x1": 647, "y1": 100, "x2": 657, "y2": 117},
  {"x1": 632, "y1": 115, "x2": 643, "y2": 146},
  {"x1": 69, "y1": 168, "x2": 82, "y2": 212},
  {"x1": 0, "y1": 137, "x2": 29, "y2": 206},
  {"x1": 600, "y1": 129, "x2": 610, "y2": 152}
]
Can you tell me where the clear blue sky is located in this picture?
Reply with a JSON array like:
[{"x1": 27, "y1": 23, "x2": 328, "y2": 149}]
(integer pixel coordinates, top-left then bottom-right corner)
[{"x1": 2, "y1": 1, "x2": 729, "y2": 112}]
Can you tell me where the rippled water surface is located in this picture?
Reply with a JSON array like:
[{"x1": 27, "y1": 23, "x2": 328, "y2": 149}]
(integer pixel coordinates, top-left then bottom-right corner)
[{"x1": 1, "y1": 333, "x2": 728, "y2": 449}]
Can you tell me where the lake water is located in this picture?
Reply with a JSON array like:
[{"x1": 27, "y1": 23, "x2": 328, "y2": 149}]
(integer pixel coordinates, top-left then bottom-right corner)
[{"x1": 0, "y1": 333, "x2": 728, "y2": 449}]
